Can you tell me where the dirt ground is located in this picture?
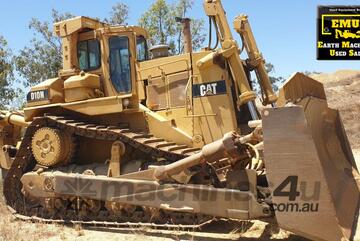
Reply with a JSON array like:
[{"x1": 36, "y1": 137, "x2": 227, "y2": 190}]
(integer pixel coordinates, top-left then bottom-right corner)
[
  {"x1": 310, "y1": 70, "x2": 360, "y2": 150},
  {"x1": 0, "y1": 70, "x2": 359, "y2": 241},
  {"x1": 0, "y1": 176, "x2": 311, "y2": 241},
  {"x1": 0, "y1": 196, "x2": 311, "y2": 241}
]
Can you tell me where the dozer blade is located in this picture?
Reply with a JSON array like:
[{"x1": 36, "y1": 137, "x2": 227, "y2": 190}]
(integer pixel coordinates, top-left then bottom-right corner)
[{"x1": 262, "y1": 73, "x2": 360, "y2": 241}]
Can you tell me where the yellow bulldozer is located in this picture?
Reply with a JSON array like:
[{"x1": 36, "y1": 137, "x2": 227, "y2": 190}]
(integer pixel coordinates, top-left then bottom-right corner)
[{"x1": 0, "y1": 1, "x2": 359, "y2": 240}]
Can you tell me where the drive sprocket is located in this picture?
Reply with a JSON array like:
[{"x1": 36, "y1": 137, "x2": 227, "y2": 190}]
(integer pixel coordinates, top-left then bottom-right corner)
[{"x1": 31, "y1": 127, "x2": 75, "y2": 167}]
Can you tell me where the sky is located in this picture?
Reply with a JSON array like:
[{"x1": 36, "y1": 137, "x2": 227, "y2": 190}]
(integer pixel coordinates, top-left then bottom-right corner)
[{"x1": 0, "y1": 0, "x2": 359, "y2": 79}]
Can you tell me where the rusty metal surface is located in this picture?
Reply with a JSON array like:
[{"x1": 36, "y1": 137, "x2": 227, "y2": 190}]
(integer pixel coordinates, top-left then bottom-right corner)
[{"x1": 263, "y1": 104, "x2": 360, "y2": 241}]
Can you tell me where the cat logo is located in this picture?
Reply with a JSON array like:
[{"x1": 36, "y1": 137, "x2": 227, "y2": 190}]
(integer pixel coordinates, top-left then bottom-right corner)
[
  {"x1": 200, "y1": 83, "x2": 218, "y2": 96},
  {"x1": 192, "y1": 80, "x2": 227, "y2": 98}
]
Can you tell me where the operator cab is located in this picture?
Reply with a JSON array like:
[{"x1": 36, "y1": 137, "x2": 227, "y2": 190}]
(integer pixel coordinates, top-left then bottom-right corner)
[
  {"x1": 77, "y1": 38, "x2": 101, "y2": 71},
  {"x1": 75, "y1": 28, "x2": 149, "y2": 96},
  {"x1": 108, "y1": 36, "x2": 132, "y2": 93},
  {"x1": 54, "y1": 17, "x2": 149, "y2": 98},
  {"x1": 24, "y1": 16, "x2": 150, "y2": 119}
]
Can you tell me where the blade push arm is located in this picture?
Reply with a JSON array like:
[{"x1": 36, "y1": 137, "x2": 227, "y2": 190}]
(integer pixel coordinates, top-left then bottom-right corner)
[
  {"x1": 201, "y1": 0, "x2": 256, "y2": 106},
  {"x1": 202, "y1": 0, "x2": 277, "y2": 106},
  {"x1": 233, "y1": 15, "x2": 277, "y2": 105}
]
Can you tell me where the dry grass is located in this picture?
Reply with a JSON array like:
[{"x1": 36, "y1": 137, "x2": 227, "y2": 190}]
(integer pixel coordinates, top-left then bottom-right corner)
[
  {"x1": 0, "y1": 189, "x2": 63, "y2": 241},
  {"x1": 0, "y1": 178, "x2": 66, "y2": 241}
]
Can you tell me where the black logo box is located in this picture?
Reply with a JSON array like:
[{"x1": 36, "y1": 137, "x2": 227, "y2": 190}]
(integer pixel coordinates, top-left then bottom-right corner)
[
  {"x1": 192, "y1": 80, "x2": 227, "y2": 98},
  {"x1": 317, "y1": 5, "x2": 360, "y2": 60}
]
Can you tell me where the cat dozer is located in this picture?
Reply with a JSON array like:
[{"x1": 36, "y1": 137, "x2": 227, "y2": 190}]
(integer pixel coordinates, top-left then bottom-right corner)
[{"x1": 0, "y1": 1, "x2": 359, "y2": 240}]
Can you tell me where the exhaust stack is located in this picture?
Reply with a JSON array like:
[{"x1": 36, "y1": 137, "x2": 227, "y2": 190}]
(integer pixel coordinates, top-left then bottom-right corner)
[{"x1": 176, "y1": 17, "x2": 193, "y2": 54}]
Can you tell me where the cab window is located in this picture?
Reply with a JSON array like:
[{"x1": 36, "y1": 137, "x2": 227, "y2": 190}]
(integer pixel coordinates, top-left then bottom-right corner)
[
  {"x1": 109, "y1": 36, "x2": 132, "y2": 93},
  {"x1": 136, "y1": 36, "x2": 148, "y2": 62},
  {"x1": 77, "y1": 39, "x2": 101, "y2": 70}
]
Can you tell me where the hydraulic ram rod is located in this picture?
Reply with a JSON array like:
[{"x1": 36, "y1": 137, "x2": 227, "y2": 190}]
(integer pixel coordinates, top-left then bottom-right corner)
[
  {"x1": 0, "y1": 111, "x2": 29, "y2": 127},
  {"x1": 153, "y1": 132, "x2": 240, "y2": 180}
]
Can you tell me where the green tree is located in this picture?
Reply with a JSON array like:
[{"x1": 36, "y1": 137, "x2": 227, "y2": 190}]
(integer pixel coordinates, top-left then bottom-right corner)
[
  {"x1": 139, "y1": 0, "x2": 205, "y2": 54},
  {"x1": 15, "y1": 4, "x2": 130, "y2": 87},
  {"x1": 251, "y1": 62, "x2": 285, "y2": 98},
  {"x1": 187, "y1": 18, "x2": 206, "y2": 52},
  {"x1": 104, "y1": 3, "x2": 129, "y2": 25},
  {"x1": 174, "y1": 0, "x2": 206, "y2": 53},
  {"x1": 265, "y1": 63, "x2": 285, "y2": 92},
  {"x1": 0, "y1": 36, "x2": 16, "y2": 109},
  {"x1": 14, "y1": 9, "x2": 74, "y2": 87},
  {"x1": 139, "y1": 0, "x2": 176, "y2": 47}
]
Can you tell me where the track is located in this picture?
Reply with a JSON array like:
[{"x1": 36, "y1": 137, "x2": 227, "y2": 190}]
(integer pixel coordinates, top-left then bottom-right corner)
[{"x1": 3, "y1": 115, "x2": 214, "y2": 229}]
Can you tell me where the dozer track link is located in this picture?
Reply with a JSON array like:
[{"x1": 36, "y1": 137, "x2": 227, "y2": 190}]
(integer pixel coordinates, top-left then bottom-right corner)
[
  {"x1": 3, "y1": 115, "x2": 213, "y2": 229},
  {"x1": 12, "y1": 212, "x2": 214, "y2": 230},
  {"x1": 49, "y1": 115, "x2": 200, "y2": 160}
]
